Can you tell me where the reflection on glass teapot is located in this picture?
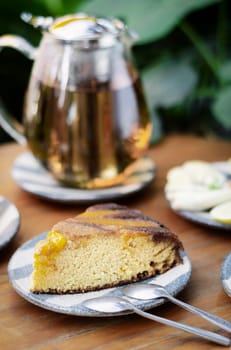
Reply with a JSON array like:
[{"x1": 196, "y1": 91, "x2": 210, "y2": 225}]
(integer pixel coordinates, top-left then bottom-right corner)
[{"x1": 0, "y1": 13, "x2": 152, "y2": 188}]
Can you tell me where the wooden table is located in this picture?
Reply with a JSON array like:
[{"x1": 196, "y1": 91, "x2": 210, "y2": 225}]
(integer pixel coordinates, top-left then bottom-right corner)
[{"x1": 1, "y1": 134, "x2": 231, "y2": 350}]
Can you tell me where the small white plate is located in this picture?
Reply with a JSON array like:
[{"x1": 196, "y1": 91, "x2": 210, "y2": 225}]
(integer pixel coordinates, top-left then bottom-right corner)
[
  {"x1": 166, "y1": 162, "x2": 231, "y2": 231},
  {"x1": 173, "y1": 210, "x2": 231, "y2": 231},
  {"x1": 221, "y1": 253, "x2": 231, "y2": 297},
  {"x1": 12, "y1": 153, "x2": 156, "y2": 204},
  {"x1": 8, "y1": 233, "x2": 191, "y2": 317},
  {"x1": 0, "y1": 196, "x2": 20, "y2": 249}
]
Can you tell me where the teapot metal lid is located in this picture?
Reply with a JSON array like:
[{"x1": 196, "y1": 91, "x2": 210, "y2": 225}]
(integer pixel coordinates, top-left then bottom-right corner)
[{"x1": 48, "y1": 13, "x2": 126, "y2": 48}]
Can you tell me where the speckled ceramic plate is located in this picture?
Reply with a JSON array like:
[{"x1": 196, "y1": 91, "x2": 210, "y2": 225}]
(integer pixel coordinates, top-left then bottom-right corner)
[
  {"x1": 173, "y1": 210, "x2": 231, "y2": 231},
  {"x1": 0, "y1": 196, "x2": 20, "y2": 249},
  {"x1": 166, "y1": 162, "x2": 231, "y2": 231},
  {"x1": 221, "y1": 253, "x2": 231, "y2": 297},
  {"x1": 8, "y1": 233, "x2": 191, "y2": 317},
  {"x1": 12, "y1": 152, "x2": 155, "y2": 204}
]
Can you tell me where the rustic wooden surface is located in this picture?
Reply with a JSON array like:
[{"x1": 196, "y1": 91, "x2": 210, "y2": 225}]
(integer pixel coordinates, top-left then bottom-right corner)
[{"x1": 1, "y1": 134, "x2": 231, "y2": 350}]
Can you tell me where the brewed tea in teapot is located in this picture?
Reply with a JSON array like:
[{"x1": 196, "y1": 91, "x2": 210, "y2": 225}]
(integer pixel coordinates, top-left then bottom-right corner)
[{"x1": 0, "y1": 14, "x2": 152, "y2": 188}]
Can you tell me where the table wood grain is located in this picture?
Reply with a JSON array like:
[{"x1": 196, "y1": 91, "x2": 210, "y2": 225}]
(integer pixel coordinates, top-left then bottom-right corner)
[{"x1": 1, "y1": 134, "x2": 231, "y2": 350}]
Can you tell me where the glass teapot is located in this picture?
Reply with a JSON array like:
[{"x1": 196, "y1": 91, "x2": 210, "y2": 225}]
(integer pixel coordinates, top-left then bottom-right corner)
[{"x1": 0, "y1": 13, "x2": 152, "y2": 188}]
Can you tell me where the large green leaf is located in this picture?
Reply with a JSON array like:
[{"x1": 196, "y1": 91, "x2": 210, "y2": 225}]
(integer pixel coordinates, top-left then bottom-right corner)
[
  {"x1": 141, "y1": 58, "x2": 198, "y2": 110},
  {"x1": 78, "y1": 0, "x2": 220, "y2": 44},
  {"x1": 218, "y1": 60, "x2": 231, "y2": 83},
  {"x1": 141, "y1": 58, "x2": 197, "y2": 144},
  {"x1": 212, "y1": 87, "x2": 231, "y2": 128},
  {"x1": 149, "y1": 110, "x2": 163, "y2": 145},
  {"x1": 40, "y1": 0, "x2": 84, "y2": 16}
]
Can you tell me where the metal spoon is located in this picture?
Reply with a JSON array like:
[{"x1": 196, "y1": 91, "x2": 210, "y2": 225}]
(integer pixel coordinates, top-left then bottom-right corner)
[
  {"x1": 122, "y1": 283, "x2": 231, "y2": 333},
  {"x1": 83, "y1": 296, "x2": 230, "y2": 346}
]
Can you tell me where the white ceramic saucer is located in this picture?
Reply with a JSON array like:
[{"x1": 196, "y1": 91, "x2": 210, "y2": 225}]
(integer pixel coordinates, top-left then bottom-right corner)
[
  {"x1": 8, "y1": 232, "x2": 191, "y2": 317},
  {"x1": 12, "y1": 152, "x2": 156, "y2": 204},
  {"x1": 0, "y1": 196, "x2": 20, "y2": 249},
  {"x1": 221, "y1": 252, "x2": 231, "y2": 297}
]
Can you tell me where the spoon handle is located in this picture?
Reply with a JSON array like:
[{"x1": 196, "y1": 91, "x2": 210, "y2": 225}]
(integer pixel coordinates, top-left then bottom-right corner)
[
  {"x1": 131, "y1": 305, "x2": 230, "y2": 346},
  {"x1": 166, "y1": 294, "x2": 231, "y2": 333}
]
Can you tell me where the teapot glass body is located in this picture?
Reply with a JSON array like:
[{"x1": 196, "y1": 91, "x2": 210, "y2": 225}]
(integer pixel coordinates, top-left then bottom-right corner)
[{"x1": 0, "y1": 15, "x2": 152, "y2": 188}]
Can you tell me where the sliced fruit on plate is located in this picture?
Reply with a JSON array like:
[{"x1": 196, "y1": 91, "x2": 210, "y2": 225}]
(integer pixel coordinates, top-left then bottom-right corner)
[
  {"x1": 166, "y1": 166, "x2": 192, "y2": 185},
  {"x1": 182, "y1": 160, "x2": 226, "y2": 188},
  {"x1": 210, "y1": 201, "x2": 231, "y2": 224},
  {"x1": 166, "y1": 160, "x2": 226, "y2": 189},
  {"x1": 168, "y1": 188, "x2": 231, "y2": 211},
  {"x1": 165, "y1": 183, "x2": 210, "y2": 194}
]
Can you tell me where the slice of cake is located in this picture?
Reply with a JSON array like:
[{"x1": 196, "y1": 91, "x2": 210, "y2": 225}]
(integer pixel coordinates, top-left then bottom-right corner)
[{"x1": 30, "y1": 203, "x2": 183, "y2": 294}]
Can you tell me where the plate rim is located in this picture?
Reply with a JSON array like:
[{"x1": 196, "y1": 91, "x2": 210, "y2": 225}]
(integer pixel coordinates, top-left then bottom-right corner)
[
  {"x1": 8, "y1": 232, "x2": 192, "y2": 317},
  {"x1": 173, "y1": 209, "x2": 231, "y2": 231},
  {"x1": 221, "y1": 252, "x2": 231, "y2": 297},
  {"x1": 0, "y1": 196, "x2": 20, "y2": 249},
  {"x1": 11, "y1": 152, "x2": 156, "y2": 204}
]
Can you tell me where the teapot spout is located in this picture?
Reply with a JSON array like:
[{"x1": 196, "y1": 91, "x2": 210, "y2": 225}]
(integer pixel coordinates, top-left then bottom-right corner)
[{"x1": 0, "y1": 35, "x2": 36, "y2": 60}]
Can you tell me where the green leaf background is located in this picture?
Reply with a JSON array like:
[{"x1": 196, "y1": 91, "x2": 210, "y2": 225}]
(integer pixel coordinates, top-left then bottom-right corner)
[
  {"x1": 0, "y1": 0, "x2": 230, "y2": 142},
  {"x1": 78, "y1": 0, "x2": 220, "y2": 44}
]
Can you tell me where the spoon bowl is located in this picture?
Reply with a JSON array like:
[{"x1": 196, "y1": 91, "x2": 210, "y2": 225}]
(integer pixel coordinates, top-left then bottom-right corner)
[
  {"x1": 123, "y1": 283, "x2": 168, "y2": 300},
  {"x1": 84, "y1": 296, "x2": 129, "y2": 313}
]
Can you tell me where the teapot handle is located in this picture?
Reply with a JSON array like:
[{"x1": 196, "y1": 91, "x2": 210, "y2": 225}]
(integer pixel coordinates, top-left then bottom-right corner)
[
  {"x1": 0, "y1": 35, "x2": 36, "y2": 59},
  {"x1": 0, "y1": 35, "x2": 37, "y2": 144}
]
